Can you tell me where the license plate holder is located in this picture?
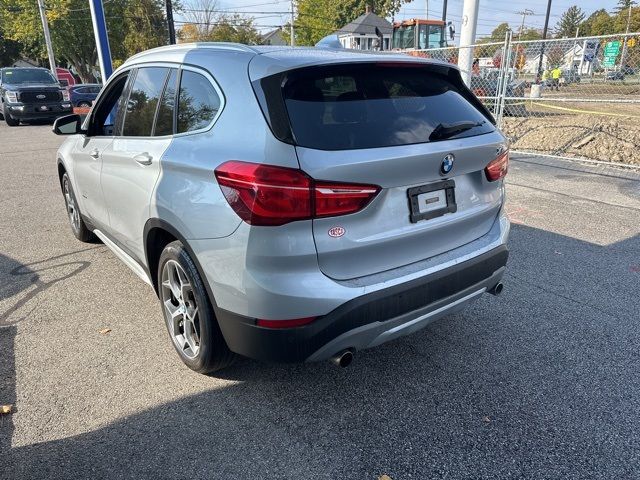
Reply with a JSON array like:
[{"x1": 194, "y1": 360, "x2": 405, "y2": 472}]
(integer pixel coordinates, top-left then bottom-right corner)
[{"x1": 407, "y1": 179, "x2": 457, "y2": 223}]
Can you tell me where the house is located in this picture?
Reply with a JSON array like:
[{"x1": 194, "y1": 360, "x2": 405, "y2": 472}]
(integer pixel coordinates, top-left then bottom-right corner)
[
  {"x1": 520, "y1": 42, "x2": 596, "y2": 74},
  {"x1": 261, "y1": 28, "x2": 287, "y2": 46},
  {"x1": 12, "y1": 57, "x2": 39, "y2": 68},
  {"x1": 334, "y1": 5, "x2": 392, "y2": 51}
]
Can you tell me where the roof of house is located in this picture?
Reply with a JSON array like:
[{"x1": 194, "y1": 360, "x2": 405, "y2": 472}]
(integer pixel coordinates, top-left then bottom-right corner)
[
  {"x1": 335, "y1": 11, "x2": 392, "y2": 36},
  {"x1": 261, "y1": 28, "x2": 284, "y2": 42}
]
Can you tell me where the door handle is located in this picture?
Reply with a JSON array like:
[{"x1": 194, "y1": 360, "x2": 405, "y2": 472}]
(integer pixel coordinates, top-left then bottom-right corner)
[
  {"x1": 90, "y1": 149, "x2": 100, "y2": 159},
  {"x1": 133, "y1": 153, "x2": 153, "y2": 166}
]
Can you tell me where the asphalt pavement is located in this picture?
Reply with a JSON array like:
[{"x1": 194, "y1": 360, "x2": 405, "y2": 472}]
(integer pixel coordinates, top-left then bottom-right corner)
[{"x1": 1, "y1": 122, "x2": 639, "y2": 479}]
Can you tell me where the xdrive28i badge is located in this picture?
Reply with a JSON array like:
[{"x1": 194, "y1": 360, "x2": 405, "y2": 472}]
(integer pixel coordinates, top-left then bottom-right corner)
[{"x1": 441, "y1": 154, "x2": 455, "y2": 175}]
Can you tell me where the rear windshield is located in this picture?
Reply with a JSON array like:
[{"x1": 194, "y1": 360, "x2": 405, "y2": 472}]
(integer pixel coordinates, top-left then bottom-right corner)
[{"x1": 258, "y1": 64, "x2": 494, "y2": 151}]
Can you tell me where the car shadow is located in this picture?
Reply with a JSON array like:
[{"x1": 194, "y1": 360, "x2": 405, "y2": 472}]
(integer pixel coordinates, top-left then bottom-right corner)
[{"x1": 1, "y1": 226, "x2": 639, "y2": 479}]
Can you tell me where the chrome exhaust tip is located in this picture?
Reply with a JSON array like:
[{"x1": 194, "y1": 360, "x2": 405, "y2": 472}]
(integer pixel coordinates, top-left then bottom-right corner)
[
  {"x1": 488, "y1": 282, "x2": 504, "y2": 296},
  {"x1": 330, "y1": 349, "x2": 354, "y2": 368}
]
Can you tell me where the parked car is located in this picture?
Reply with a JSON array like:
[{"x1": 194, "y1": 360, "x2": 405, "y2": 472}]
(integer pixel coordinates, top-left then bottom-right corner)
[
  {"x1": 621, "y1": 65, "x2": 635, "y2": 75},
  {"x1": 559, "y1": 69, "x2": 581, "y2": 85},
  {"x1": 605, "y1": 70, "x2": 625, "y2": 81},
  {"x1": 0, "y1": 67, "x2": 72, "y2": 126},
  {"x1": 53, "y1": 43, "x2": 510, "y2": 373},
  {"x1": 470, "y1": 68, "x2": 527, "y2": 116},
  {"x1": 56, "y1": 67, "x2": 77, "y2": 87},
  {"x1": 68, "y1": 83, "x2": 102, "y2": 107}
]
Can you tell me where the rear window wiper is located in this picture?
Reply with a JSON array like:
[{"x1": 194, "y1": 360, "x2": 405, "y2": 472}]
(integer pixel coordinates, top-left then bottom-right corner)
[{"x1": 429, "y1": 120, "x2": 485, "y2": 141}]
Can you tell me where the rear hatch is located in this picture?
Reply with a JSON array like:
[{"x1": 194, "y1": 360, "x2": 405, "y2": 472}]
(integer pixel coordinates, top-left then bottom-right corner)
[{"x1": 253, "y1": 60, "x2": 507, "y2": 280}]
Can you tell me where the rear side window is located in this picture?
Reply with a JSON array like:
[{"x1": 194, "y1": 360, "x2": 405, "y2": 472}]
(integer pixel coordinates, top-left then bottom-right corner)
[
  {"x1": 122, "y1": 67, "x2": 169, "y2": 137},
  {"x1": 154, "y1": 68, "x2": 178, "y2": 136},
  {"x1": 266, "y1": 64, "x2": 494, "y2": 150},
  {"x1": 177, "y1": 70, "x2": 220, "y2": 133}
]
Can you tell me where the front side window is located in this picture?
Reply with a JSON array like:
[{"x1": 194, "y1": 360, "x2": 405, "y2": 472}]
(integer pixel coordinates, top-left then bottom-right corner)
[
  {"x1": 177, "y1": 70, "x2": 221, "y2": 133},
  {"x1": 122, "y1": 67, "x2": 169, "y2": 137},
  {"x1": 89, "y1": 72, "x2": 130, "y2": 136}
]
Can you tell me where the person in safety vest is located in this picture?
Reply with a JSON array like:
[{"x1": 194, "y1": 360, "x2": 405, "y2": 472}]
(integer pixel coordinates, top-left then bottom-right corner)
[{"x1": 551, "y1": 66, "x2": 562, "y2": 91}]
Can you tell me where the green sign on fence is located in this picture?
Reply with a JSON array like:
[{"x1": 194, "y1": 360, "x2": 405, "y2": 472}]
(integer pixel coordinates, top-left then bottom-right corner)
[{"x1": 602, "y1": 41, "x2": 621, "y2": 68}]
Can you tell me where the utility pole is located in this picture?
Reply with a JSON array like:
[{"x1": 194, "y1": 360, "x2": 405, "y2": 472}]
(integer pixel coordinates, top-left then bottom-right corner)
[
  {"x1": 36, "y1": 0, "x2": 57, "y2": 78},
  {"x1": 290, "y1": 0, "x2": 295, "y2": 46},
  {"x1": 619, "y1": 2, "x2": 635, "y2": 69},
  {"x1": 165, "y1": 0, "x2": 176, "y2": 44},
  {"x1": 457, "y1": 0, "x2": 480, "y2": 86},
  {"x1": 517, "y1": 9, "x2": 534, "y2": 40},
  {"x1": 442, "y1": 0, "x2": 448, "y2": 22},
  {"x1": 535, "y1": 0, "x2": 552, "y2": 83},
  {"x1": 426, "y1": 0, "x2": 429, "y2": 19}
]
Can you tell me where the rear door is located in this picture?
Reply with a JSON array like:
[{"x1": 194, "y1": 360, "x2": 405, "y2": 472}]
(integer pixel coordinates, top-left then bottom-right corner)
[
  {"x1": 281, "y1": 63, "x2": 507, "y2": 280},
  {"x1": 100, "y1": 66, "x2": 176, "y2": 262}
]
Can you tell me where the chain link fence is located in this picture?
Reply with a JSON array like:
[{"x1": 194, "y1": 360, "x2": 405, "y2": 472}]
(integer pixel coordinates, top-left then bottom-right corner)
[{"x1": 409, "y1": 32, "x2": 640, "y2": 166}]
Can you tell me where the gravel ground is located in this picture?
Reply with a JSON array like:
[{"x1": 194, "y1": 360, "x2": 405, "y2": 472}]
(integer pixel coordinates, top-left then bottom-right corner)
[
  {"x1": 1, "y1": 122, "x2": 639, "y2": 480},
  {"x1": 503, "y1": 113, "x2": 640, "y2": 165}
]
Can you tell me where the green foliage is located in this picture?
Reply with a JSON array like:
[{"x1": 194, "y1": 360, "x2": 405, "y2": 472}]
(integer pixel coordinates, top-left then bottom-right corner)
[
  {"x1": 0, "y1": 0, "x2": 167, "y2": 82},
  {"x1": 179, "y1": 14, "x2": 261, "y2": 44},
  {"x1": 0, "y1": 30, "x2": 22, "y2": 66},
  {"x1": 205, "y1": 14, "x2": 261, "y2": 44},
  {"x1": 554, "y1": 5, "x2": 585, "y2": 38},
  {"x1": 613, "y1": 0, "x2": 636, "y2": 15},
  {"x1": 519, "y1": 28, "x2": 543, "y2": 41},
  {"x1": 580, "y1": 9, "x2": 615, "y2": 36},
  {"x1": 289, "y1": 0, "x2": 410, "y2": 46}
]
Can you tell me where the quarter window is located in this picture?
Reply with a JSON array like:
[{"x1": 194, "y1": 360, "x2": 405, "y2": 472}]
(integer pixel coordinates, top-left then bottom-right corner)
[
  {"x1": 122, "y1": 67, "x2": 169, "y2": 137},
  {"x1": 177, "y1": 70, "x2": 221, "y2": 134}
]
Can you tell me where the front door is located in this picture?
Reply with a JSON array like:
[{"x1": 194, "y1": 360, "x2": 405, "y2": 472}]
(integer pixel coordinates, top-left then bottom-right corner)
[
  {"x1": 72, "y1": 136, "x2": 112, "y2": 229},
  {"x1": 100, "y1": 66, "x2": 176, "y2": 264},
  {"x1": 71, "y1": 71, "x2": 131, "y2": 229}
]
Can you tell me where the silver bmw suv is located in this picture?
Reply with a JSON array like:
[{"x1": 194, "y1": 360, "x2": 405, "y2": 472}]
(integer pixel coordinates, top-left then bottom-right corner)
[{"x1": 53, "y1": 43, "x2": 510, "y2": 373}]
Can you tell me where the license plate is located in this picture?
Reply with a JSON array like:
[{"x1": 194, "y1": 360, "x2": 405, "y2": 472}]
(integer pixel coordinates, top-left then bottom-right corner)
[
  {"x1": 407, "y1": 180, "x2": 457, "y2": 223},
  {"x1": 39, "y1": 106, "x2": 49, "y2": 111}
]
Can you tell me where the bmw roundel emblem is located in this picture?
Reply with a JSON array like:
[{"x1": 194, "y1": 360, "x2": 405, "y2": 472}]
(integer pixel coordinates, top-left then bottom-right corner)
[{"x1": 441, "y1": 154, "x2": 455, "y2": 175}]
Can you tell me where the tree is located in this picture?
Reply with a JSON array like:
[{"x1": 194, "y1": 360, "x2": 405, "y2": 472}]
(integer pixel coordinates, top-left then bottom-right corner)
[
  {"x1": 475, "y1": 23, "x2": 510, "y2": 57},
  {"x1": 554, "y1": 5, "x2": 585, "y2": 38},
  {"x1": 613, "y1": 6, "x2": 640, "y2": 32},
  {"x1": 122, "y1": 0, "x2": 168, "y2": 56},
  {"x1": 580, "y1": 9, "x2": 615, "y2": 36},
  {"x1": 289, "y1": 0, "x2": 411, "y2": 46},
  {"x1": 613, "y1": 0, "x2": 636, "y2": 15},
  {"x1": 180, "y1": 0, "x2": 220, "y2": 39},
  {"x1": 0, "y1": 0, "x2": 167, "y2": 83},
  {"x1": 0, "y1": 31, "x2": 21, "y2": 66}
]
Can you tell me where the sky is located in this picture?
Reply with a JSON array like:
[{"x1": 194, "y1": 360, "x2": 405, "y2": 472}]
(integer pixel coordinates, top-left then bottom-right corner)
[{"x1": 200, "y1": 0, "x2": 623, "y2": 39}]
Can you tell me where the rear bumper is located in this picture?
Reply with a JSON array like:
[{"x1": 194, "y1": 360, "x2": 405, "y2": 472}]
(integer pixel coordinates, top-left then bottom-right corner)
[{"x1": 215, "y1": 245, "x2": 508, "y2": 363}]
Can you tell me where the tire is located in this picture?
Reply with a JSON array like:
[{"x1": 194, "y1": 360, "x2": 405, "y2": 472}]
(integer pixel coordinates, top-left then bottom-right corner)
[
  {"x1": 61, "y1": 173, "x2": 96, "y2": 242},
  {"x1": 158, "y1": 240, "x2": 236, "y2": 373},
  {"x1": 4, "y1": 112, "x2": 19, "y2": 126},
  {"x1": 77, "y1": 101, "x2": 91, "y2": 108}
]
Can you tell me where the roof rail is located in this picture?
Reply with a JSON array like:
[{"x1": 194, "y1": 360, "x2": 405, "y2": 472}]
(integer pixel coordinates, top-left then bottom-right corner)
[{"x1": 127, "y1": 42, "x2": 260, "y2": 62}]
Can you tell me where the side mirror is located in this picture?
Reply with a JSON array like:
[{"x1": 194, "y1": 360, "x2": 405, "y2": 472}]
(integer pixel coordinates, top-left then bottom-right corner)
[{"x1": 53, "y1": 114, "x2": 84, "y2": 135}]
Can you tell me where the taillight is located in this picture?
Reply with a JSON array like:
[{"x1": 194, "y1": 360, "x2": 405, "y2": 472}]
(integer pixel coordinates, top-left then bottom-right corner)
[
  {"x1": 485, "y1": 149, "x2": 509, "y2": 181},
  {"x1": 215, "y1": 161, "x2": 380, "y2": 226},
  {"x1": 256, "y1": 317, "x2": 317, "y2": 328}
]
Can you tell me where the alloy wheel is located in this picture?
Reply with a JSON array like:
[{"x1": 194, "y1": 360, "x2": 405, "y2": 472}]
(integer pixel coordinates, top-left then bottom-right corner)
[
  {"x1": 63, "y1": 178, "x2": 80, "y2": 232},
  {"x1": 161, "y1": 259, "x2": 201, "y2": 358}
]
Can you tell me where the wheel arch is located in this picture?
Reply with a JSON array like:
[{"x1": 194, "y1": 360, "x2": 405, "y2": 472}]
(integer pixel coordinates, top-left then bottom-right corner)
[
  {"x1": 143, "y1": 219, "x2": 218, "y2": 309},
  {"x1": 57, "y1": 158, "x2": 68, "y2": 191}
]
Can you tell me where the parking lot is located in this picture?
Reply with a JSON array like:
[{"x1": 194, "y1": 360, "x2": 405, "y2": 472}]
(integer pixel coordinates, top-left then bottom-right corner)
[{"x1": 1, "y1": 122, "x2": 639, "y2": 479}]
